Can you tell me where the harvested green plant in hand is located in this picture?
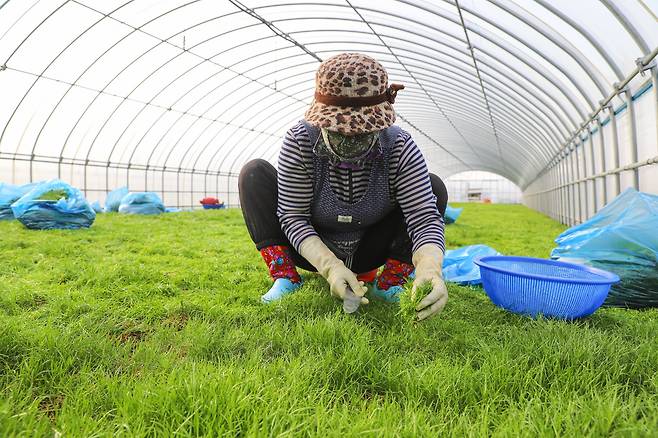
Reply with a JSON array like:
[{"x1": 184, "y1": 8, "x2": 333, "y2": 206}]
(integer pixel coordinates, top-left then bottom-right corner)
[{"x1": 399, "y1": 279, "x2": 433, "y2": 322}]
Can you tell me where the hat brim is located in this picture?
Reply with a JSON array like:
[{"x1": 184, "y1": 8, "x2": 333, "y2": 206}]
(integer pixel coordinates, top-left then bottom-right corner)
[{"x1": 304, "y1": 100, "x2": 396, "y2": 135}]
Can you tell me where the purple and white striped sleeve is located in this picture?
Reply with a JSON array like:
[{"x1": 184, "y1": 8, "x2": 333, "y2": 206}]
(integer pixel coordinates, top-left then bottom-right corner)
[
  {"x1": 276, "y1": 126, "x2": 318, "y2": 251},
  {"x1": 392, "y1": 131, "x2": 446, "y2": 253}
]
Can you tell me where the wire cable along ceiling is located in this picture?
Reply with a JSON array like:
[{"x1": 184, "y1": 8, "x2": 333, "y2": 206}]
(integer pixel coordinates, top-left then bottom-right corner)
[{"x1": 0, "y1": 0, "x2": 656, "y2": 214}]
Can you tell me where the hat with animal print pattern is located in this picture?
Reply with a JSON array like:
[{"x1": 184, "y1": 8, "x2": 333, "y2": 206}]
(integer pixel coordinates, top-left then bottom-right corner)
[{"x1": 304, "y1": 53, "x2": 404, "y2": 136}]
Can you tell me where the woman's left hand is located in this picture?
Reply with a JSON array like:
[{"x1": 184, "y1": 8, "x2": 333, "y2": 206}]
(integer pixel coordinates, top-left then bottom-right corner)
[
  {"x1": 412, "y1": 244, "x2": 448, "y2": 321},
  {"x1": 414, "y1": 275, "x2": 448, "y2": 320}
]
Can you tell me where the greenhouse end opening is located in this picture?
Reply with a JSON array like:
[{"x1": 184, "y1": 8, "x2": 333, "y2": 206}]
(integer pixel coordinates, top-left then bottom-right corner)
[{"x1": 0, "y1": 1, "x2": 657, "y2": 436}]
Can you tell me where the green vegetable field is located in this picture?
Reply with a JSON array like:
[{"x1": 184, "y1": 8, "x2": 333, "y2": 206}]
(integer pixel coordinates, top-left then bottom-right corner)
[{"x1": 1, "y1": 204, "x2": 656, "y2": 436}]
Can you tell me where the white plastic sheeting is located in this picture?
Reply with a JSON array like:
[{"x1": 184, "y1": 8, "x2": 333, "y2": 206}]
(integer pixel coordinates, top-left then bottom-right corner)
[{"x1": 0, "y1": 0, "x2": 656, "y2": 211}]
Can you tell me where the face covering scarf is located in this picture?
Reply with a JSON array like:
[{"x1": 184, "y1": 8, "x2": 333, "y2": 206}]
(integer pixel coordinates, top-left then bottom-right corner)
[{"x1": 315, "y1": 128, "x2": 381, "y2": 170}]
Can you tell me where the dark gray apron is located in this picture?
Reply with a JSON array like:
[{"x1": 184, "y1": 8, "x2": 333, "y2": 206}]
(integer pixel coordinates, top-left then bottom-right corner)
[{"x1": 301, "y1": 120, "x2": 399, "y2": 269}]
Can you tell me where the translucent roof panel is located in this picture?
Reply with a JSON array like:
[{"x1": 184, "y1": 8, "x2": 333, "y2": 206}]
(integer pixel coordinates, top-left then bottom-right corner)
[{"x1": 0, "y1": 0, "x2": 656, "y2": 188}]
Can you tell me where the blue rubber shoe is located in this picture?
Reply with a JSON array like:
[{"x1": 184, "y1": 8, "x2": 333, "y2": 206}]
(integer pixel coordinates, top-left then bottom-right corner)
[
  {"x1": 370, "y1": 283, "x2": 404, "y2": 303},
  {"x1": 369, "y1": 272, "x2": 416, "y2": 303},
  {"x1": 261, "y1": 278, "x2": 302, "y2": 303}
]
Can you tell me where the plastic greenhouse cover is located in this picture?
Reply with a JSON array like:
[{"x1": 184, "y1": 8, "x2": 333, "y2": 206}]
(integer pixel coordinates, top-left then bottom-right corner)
[
  {"x1": 118, "y1": 191, "x2": 165, "y2": 215},
  {"x1": 551, "y1": 189, "x2": 658, "y2": 308},
  {"x1": 443, "y1": 244, "x2": 501, "y2": 286},
  {"x1": 11, "y1": 179, "x2": 96, "y2": 230},
  {"x1": 0, "y1": 181, "x2": 40, "y2": 220},
  {"x1": 0, "y1": 0, "x2": 656, "y2": 182}
]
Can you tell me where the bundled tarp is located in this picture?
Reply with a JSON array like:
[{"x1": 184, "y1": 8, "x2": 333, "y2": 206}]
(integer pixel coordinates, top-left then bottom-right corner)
[
  {"x1": 11, "y1": 179, "x2": 96, "y2": 230},
  {"x1": 443, "y1": 244, "x2": 501, "y2": 285},
  {"x1": 551, "y1": 188, "x2": 658, "y2": 308},
  {"x1": 91, "y1": 201, "x2": 103, "y2": 214},
  {"x1": 444, "y1": 205, "x2": 463, "y2": 224},
  {"x1": 104, "y1": 186, "x2": 129, "y2": 212},
  {"x1": 0, "y1": 182, "x2": 40, "y2": 220},
  {"x1": 118, "y1": 192, "x2": 165, "y2": 215}
]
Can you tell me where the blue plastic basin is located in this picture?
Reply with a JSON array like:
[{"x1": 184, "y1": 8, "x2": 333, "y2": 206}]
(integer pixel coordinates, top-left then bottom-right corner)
[{"x1": 473, "y1": 256, "x2": 620, "y2": 319}]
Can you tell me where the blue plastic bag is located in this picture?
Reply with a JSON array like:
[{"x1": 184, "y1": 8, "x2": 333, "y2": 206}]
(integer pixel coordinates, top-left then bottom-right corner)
[
  {"x1": 444, "y1": 205, "x2": 463, "y2": 224},
  {"x1": 91, "y1": 201, "x2": 103, "y2": 213},
  {"x1": 551, "y1": 188, "x2": 658, "y2": 308},
  {"x1": 104, "y1": 186, "x2": 129, "y2": 212},
  {"x1": 0, "y1": 182, "x2": 40, "y2": 220},
  {"x1": 165, "y1": 207, "x2": 181, "y2": 213},
  {"x1": 11, "y1": 180, "x2": 96, "y2": 230},
  {"x1": 442, "y1": 244, "x2": 501, "y2": 285},
  {"x1": 118, "y1": 192, "x2": 165, "y2": 215}
]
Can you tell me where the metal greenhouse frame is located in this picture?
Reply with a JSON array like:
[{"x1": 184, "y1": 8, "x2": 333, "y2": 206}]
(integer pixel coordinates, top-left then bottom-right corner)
[{"x1": 0, "y1": 0, "x2": 656, "y2": 218}]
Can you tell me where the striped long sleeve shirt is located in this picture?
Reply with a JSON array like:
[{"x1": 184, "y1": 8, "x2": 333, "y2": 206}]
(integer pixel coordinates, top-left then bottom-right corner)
[{"x1": 276, "y1": 121, "x2": 445, "y2": 255}]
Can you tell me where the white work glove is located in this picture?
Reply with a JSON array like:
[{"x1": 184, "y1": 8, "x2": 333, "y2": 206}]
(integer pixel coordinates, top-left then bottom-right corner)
[
  {"x1": 412, "y1": 244, "x2": 448, "y2": 320},
  {"x1": 298, "y1": 236, "x2": 369, "y2": 304}
]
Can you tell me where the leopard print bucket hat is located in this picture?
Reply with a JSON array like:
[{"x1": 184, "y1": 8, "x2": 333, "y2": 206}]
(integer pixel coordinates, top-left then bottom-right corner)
[{"x1": 304, "y1": 53, "x2": 404, "y2": 136}]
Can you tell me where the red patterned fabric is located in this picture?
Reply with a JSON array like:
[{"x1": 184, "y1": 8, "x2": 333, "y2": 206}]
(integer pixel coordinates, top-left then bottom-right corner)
[
  {"x1": 357, "y1": 269, "x2": 378, "y2": 283},
  {"x1": 376, "y1": 258, "x2": 414, "y2": 290},
  {"x1": 259, "y1": 245, "x2": 302, "y2": 283}
]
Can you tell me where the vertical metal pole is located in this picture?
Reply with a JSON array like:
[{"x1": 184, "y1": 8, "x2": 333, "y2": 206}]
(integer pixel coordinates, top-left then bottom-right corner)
[
  {"x1": 190, "y1": 171, "x2": 194, "y2": 209},
  {"x1": 145, "y1": 166, "x2": 149, "y2": 192},
  {"x1": 560, "y1": 156, "x2": 567, "y2": 224},
  {"x1": 653, "y1": 65, "x2": 658, "y2": 156},
  {"x1": 587, "y1": 123, "x2": 597, "y2": 214},
  {"x1": 226, "y1": 174, "x2": 231, "y2": 208},
  {"x1": 569, "y1": 145, "x2": 578, "y2": 225},
  {"x1": 624, "y1": 88, "x2": 639, "y2": 189},
  {"x1": 578, "y1": 137, "x2": 587, "y2": 222},
  {"x1": 105, "y1": 163, "x2": 110, "y2": 194},
  {"x1": 596, "y1": 118, "x2": 607, "y2": 206},
  {"x1": 204, "y1": 170, "x2": 208, "y2": 199},
  {"x1": 176, "y1": 169, "x2": 180, "y2": 209},
  {"x1": 161, "y1": 169, "x2": 166, "y2": 205},
  {"x1": 83, "y1": 160, "x2": 88, "y2": 199},
  {"x1": 608, "y1": 105, "x2": 621, "y2": 196}
]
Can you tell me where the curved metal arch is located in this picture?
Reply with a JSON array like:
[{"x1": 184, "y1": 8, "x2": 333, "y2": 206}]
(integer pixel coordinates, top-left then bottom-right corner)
[
  {"x1": 186, "y1": 68, "x2": 317, "y2": 170},
  {"x1": 0, "y1": 0, "x2": 42, "y2": 43},
  {"x1": 382, "y1": 0, "x2": 605, "y2": 106},
  {"x1": 149, "y1": 6, "x2": 580, "y2": 173},
  {"x1": 151, "y1": 49, "x2": 319, "y2": 169},
  {"x1": 0, "y1": 0, "x2": 111, "y2": 151},
  {"x1": 220, "y1": 60, "x2": 552, "y2": 175},
  {"x1": 209, "y1": 80, "x2": 519, "y2": 176},
  {"x1": 256, "y1": 4, "x2": 594, "y2": 118},
  {"x1": 228, "y1": 84, "x2": 544, "y2": 181},
  {"x1": 154, "y1": 56, "x2": 316, "y2": 171},
  {"x1": 139, "y1": 48, "x2": 303, "y2": 169},
  {"x1": 186, "y1": 43, "x2": 562, "y2": 173},
  {"x1": 290, "y1": 27, "x2": 576, "y2": 137},
  {"x1": 223, "y1": 86, "x2": 539, "y2": 182},
  {"x1": 600, "y1": 0, "x2": 651, "y2": 54},
  {"x1": 52, "y1": 3, "x2": 309, "y2": 166},
  {"x1": 290, "y1": 30, "x2": 577, "y2": 138},
  {"x1": 44, "y1": 2, "x2": 247, "y2": 163},
  {"x1": 162, "y1": 73, "x2": 311, "y2": 172},
  {"x1": 32, "y1": 2, "x2": 580, "y2": 176},
  {"x1": 195, "y1": 57, "x2": 540, "y2": 175},
  {"x1": 101, "y1": 39, "x2": 306, "y2": 167},
  {"x1": 184, "y1": 33, "x2": 568, "y2": 175},
  {"x1": 64, "y1": 9, "x2": 252, "y2": 164},
  {"x1": 268, "y1": 14, "x2": 588, "y2": 127},
  {"x1": 533, "y1": 0, "x2": 624, "y2": 80},
  {"x1": 450, "y1": 0, "x2": 610, "y2": 97},
  {"x1": 138, "y1": 41, "x2": 318, "y2": 168}
]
